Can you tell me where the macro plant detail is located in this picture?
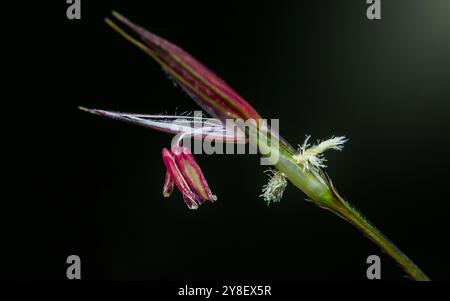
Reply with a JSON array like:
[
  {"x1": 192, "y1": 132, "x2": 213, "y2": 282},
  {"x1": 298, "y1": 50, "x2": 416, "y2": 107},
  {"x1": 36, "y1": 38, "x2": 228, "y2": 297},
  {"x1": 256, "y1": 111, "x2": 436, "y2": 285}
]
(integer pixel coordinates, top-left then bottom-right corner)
[
  {"x1": 80, "y1": 11, "x2": 430, "y2": 281},
  {"x1": 162, "y1": 146, "x2": 217, "y2": 210}
]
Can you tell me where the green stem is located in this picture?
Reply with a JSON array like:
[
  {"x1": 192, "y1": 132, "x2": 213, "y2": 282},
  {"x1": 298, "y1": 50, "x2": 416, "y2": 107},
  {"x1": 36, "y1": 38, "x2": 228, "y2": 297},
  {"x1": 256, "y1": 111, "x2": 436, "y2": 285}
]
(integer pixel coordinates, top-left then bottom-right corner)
[
  {"x1": 331, "y1": 197, "x2": 430, "y2": 281},
  {"x1": 270, "y1": 143, "x2": 430, "y2": 280}
]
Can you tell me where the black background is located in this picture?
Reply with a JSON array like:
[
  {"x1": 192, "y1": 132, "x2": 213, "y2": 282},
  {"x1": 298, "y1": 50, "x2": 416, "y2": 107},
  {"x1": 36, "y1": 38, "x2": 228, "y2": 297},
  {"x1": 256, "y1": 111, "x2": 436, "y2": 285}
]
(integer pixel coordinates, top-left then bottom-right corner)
[{"x1": 3, "y1": 0, "x2": 450, "y2": 280}]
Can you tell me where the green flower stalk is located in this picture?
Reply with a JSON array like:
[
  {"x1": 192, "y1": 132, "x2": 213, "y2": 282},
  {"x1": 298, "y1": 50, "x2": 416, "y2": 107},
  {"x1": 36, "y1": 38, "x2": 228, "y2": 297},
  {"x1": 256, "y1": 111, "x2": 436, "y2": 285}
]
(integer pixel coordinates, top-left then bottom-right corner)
[{"x1": 81, "y1": 11, "x2": 430, "y2": 281}]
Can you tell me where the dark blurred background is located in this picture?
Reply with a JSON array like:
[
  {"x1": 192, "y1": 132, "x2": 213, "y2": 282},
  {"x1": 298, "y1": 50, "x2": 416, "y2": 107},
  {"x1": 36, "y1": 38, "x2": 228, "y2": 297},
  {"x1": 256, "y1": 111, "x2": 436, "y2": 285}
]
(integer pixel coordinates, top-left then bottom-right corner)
[{"x1": 3, "y1": 0, "x2": 450, "y2": 280}]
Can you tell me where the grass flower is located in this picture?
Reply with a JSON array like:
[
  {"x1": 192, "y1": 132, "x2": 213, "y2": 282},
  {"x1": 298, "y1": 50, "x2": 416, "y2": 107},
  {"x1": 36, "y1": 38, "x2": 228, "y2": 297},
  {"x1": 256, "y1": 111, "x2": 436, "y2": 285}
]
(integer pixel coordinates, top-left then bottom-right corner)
[
  {"x1": 261, "y1": 170, "x2": 287, "y2": 205},
  {"x1": 105, "y1": 12, "x2": 261, "y2": 123},
  {"x1": 80, "y1": 11, "x2": 430, "y2": 281},
  {"x1": 162, "y1": 146, "x2": 216, "y2": 209},
  {"x1": 293, "y1": 135, "x2": 348, "y2": 171}
]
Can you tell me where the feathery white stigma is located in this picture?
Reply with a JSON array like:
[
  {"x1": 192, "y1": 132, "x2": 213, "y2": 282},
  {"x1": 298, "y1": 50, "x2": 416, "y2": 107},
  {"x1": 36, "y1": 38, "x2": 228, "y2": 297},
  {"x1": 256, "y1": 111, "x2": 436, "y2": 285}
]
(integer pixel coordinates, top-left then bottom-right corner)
[
  {"x1": 260, "y1": 170, "x2": 288, "y2": 205},
  {"x1": 293, "y1": 135, "x2": 348, "y2": 171}
]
